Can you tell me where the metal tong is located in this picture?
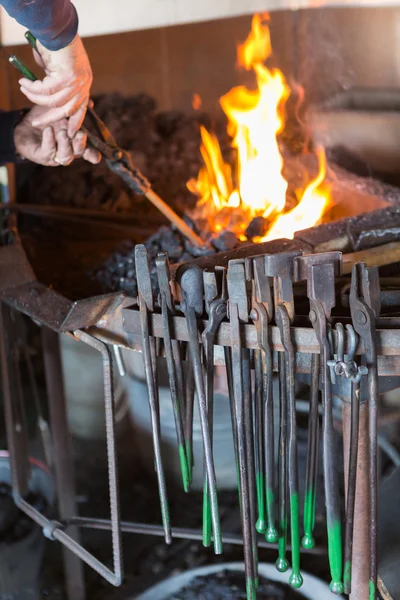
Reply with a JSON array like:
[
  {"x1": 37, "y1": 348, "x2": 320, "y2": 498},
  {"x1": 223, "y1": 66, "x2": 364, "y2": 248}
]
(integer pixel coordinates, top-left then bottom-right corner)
[
  {"x1": 227, "y1": 259, "x2": 258, "y2": 600},
  {"x1": 156, "y1": 253, "x2": 190, "y2": 493},
  {"x1": 135, "y1": 245, "x2": 171, "y2": 543},
  {"x1": 328, "y1": 323, "x2": 366, "y2": 595},
  {"x1": 9, "y1": 32, "x2": 206, "y2": 249},
  {"x1": 178, "y1": 265, "x2": 222, "y2": 554},
  {"x1": 250, "y1": 257, "x2": 276, "y2": 543},
  {"x1": 295, "y1": 252, "x2": 344, "y2": 595},
  {"x1": 349, "y1": 263, "x2": 380, "y2": 600},
  {"x1": 201, "y1": 267, "x2": 228, "y2": 547},
  {"x1": 265, "y1": 251, "x2": 302, "y2": 588}
]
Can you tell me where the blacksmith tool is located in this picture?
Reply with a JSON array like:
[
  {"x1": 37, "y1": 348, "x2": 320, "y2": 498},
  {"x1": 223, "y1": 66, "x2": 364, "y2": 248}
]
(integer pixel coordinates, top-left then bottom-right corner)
[
  {"x1": 328, "y1": 323, "x2": 366, "y2": 595},
  {"x1": 294, "y1": 252, "x2": 343, "y2": 594},
  {"x1": 10, "y1": 34, "x2": 207, "y2": 249},
  {"x1": 250, "y1": 256, "x2": 277, "y2": 543},
  {"x1": 184, "y1": 344, "x2": 195, "y2": 484},
  {"x1": 276, "y1": 351, "x2": 289, "y2": 573},
  {"x1": 178, "y1": 265, "x2": 222, "y2": 554},
  {"x1": 302, "y1": 352, "x2": 320, "y2": 551},
  {"x1": 227, "y1": 259, "x2": 257, "y2": 600},
  {"x1": 265, "y1": 251, "x2": 302, "y2": 589},
  {"x1": 202, "y1": 268, "x2": 228, "y2": 547},
  {"x1": 135, "y1": 245, "x2": 171, "y2": 543},
  {"x1": 349, "y1": 263, "x2": 380, "y2": 600},
  {"x1": 156, "y1": 253, "x2": 190, "y2": 493}
]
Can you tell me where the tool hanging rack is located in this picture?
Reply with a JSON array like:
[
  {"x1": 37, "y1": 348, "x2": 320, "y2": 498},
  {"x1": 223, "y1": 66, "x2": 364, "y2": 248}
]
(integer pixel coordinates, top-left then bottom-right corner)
[{"x1": 3, "y1": 237, "x2": 400, "y2": 600}]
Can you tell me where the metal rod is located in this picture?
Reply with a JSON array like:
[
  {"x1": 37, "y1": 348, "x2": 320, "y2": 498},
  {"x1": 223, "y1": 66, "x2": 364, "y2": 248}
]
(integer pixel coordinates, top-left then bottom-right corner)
[
  {"x1": 276, "y1": 352, "x2": 289, "y2": 573},
  {"x1": 59, "y1": 517, "x2": 326, "y2": 554},
  {"x1": 343, "y1": 401, "x2": 371, "y2": 600},
  {"x1": 41, "y1": 328, "x2": 86, "y2": 600},
  {"x1": 343, "y1": 380, "x2": 361, "y2": 594},
  {"x1": 302, "y1": 353, "x2": 320, "y2": 550},
  {"x1": 254, "y1": 350, "x2": 266, "y2": 535}
]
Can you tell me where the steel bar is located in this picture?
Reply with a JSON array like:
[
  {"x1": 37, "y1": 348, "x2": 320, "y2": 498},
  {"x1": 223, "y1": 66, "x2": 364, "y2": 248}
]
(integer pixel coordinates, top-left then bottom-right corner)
[
  {"x1": 350, "y1": 263, "x2": 380, "y2": 600},
  {"x1": 201, "y1": 279, "x2": 227, "y2": 547},
  {"x1": 254, "y1": 350, "x2": 266, "y2": 535},
  {"x1": 179, "y1": 266, "x2": 222, "y2": 554},
  {"x1": 157, "y1": 254, "x2": 190, "y2": 493},
  {"x1": 73, "y1": 330, "x2": 123, "y2": 586},
  {"x1": 276, "y1": 352, "x2": 289, "y2": 573},
  {"x1": 135, "y1": 245, "x2": 171, "y2": 543},
  {"x1": 295, "y1": 252, "x2": 343, "y2": 595},
  {"x1": 230, "y1": 301, "x2": 257, "y2": 600},
  {"x1": 343, "y1": 379, "x2": 361, "y2": 594},
  {"x1": 184, "y1": 350, "x2": 195, "y2": 483},
  {"x1": 276, "y1": 305, "x2": 302, "y2": 589},
  {"x1": 41, "y1": 327, "x2": 86, "y2": 600},
  {"x1": 343, "y1": 401, "x2": 371, "y2": 600},
  {"x1": 302, "y1": 353, "x2": 320, "y2": 550},
  {"x1": 58, "y1": 517, "x2": 326, "y2": 554}
]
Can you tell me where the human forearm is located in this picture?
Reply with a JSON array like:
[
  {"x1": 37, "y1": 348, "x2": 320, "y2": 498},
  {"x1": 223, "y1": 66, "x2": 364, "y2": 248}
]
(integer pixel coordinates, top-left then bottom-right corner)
[{"x1": 0, "y1": 0, "x2": 78, "y2": 50}]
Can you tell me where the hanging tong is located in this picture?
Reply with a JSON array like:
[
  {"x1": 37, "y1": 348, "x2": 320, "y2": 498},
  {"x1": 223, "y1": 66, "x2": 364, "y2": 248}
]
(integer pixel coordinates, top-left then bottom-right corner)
[
  {"x1": 227, "y1": 259, "x2": 257, "y2": 600},
  {"x1": 9, "y1": 32, "x2": 207, "y2": 249},
  {"x1": 250, "y1": 256, "x2": 276, "y2": 543},
  {"x1": 201, "y1": 267, "x2": 228, "y2": 547},
  {"x1": 349, "y1": 263, "x2": 380, "y2": 600},
  {"x1": 178, "y1": 265, "x2": 222, "y2": 554},
  {"x1": 156, "y1": 253, "x2": 190, "y2": 493},
  {"x1": 265, "y1": 251, "x2": 302, "y2": 588},
  {"x1": 295, "y1": 252, "x2": 343, "y2": 594},
  {"x1": 135, "y1": 245, "x2": 171, "y2": 543}
]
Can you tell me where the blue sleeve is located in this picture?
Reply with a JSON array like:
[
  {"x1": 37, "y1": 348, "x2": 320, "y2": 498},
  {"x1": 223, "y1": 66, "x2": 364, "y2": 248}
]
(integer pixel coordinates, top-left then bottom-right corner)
[
  {"x1": 0, "y1": 110, "x2": 23, "y2": 164},
  {"x1": 0, "y1": 0, "x2": 79, "y2": 51}
]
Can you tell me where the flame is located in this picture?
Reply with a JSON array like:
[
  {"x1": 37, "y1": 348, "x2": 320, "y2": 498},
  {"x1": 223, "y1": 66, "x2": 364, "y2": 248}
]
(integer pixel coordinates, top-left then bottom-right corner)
[
  {"x1": 187, "y1": 13, "x2": 331, "y2": 241},
  {"x1": 192, "y1": 93, "x2": 202, "y2": 110},
  {"x1": 259, "y1": 147, "x2": 330, "y2": 241}
]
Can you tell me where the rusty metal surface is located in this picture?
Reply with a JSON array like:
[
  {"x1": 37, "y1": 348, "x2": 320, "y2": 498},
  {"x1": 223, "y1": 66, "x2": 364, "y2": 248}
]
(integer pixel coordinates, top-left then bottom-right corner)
[
  {"x1": 378, "y1": 467, "x2": 400, "y2": 600},
  {"x1": 343, "y1": 401, "x2": 371, "y2": 600}
]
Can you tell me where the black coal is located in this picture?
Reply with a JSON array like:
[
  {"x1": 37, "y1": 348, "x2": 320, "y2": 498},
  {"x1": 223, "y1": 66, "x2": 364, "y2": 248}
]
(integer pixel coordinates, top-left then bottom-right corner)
[{"x1": 166, "y1": 569, "x2": 304, "y2": 599}]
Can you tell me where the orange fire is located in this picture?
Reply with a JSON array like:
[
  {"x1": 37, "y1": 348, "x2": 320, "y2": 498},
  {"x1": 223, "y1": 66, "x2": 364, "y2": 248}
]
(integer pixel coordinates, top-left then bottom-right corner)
[{"x1": 187, "y1": 13, "x2": 330, "y2": 240}]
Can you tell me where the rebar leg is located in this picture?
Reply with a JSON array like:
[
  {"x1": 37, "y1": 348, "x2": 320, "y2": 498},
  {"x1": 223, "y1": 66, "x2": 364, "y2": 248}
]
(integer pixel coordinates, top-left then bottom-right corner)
[
  {"x1": 343, "y1": 400, "x2": 370, "y2": 600},
  {"x1": 41, "y1": 328, "x2": 86, "y2": 600}
]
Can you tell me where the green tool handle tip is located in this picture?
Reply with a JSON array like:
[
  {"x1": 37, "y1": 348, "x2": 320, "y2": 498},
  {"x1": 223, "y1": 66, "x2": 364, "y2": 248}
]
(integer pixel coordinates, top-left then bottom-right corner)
[
  {"x1": 301, "y1": 534, "x2": 315, "y2": 549},
  {"x1": 289, "y1": 573, "x2": 304, "y2": 589},
  {"x1": 329, "y1": 581, "x2": 344, "y2": 595},
  {"x1": 256, "y1": 518, "x2": 267, "y2": 535},
  {"x1": 275, "y1": 558, "x2": 289, "y2": 573},
  {"x1": 265, "y1": 527, "x2": 278, "y2": 543}
]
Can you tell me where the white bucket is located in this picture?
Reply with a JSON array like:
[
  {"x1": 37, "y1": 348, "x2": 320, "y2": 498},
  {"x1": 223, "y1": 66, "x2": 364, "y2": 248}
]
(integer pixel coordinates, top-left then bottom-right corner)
[
  {"x1": 136, "y1": 562, "x2": 338, "y2": 600},
  {"x1": 59, "y1": 334, "x2": 129, "y2": 440}
]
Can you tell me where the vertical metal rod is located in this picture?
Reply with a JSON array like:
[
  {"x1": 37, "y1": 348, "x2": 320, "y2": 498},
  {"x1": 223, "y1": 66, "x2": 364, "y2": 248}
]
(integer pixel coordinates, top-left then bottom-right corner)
[
  {"x1": 184, "y1": 347, "x2": 195, "y2": 483},
  {"x1": 263, "y1": 346, "x2": 277, "y2": 544},
  {"x1": 343, "y1": 400, "x2": 371, "y2": 600},
  {"x1": 368, "y1": 363, "x2": 379, "y2": 600},
  {"x1": 276, "y1": 352, "x2": 289, "y2": 573},
  {"x1": 243, "y1": 348, "x2": 258, "y2": 587},
  {"x1": 230, "y1": 304, "x2": 256, "y2": 600},
  {"x1": 41, "y1": 328, "x2": 86, "y2": 600},
  {"x1": 0, "y1": 303, "x2": 29, "y2": 497},
  {"x1": 343, "y1": 380, "x2": 361, "y2": 594},
  {"x1": 138, "y1": 297, "x2": 171, "y2": 543},
  {"x1": 254, "y1": 350, "x2": 266, "y2": 535},
  {"x1": 225, "y1": 346, "x2": 240, "y2": 489},
  {"x1": 302, "y1": 353, "x2": 320, "y2": 550},
  {"x1": 73, "y1": 331, "x2": 123, "y2": 586}
]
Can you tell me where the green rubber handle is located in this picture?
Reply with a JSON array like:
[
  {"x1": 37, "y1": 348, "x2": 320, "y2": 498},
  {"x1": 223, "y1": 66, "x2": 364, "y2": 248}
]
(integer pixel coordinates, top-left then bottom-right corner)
[
  {"x1": 9, "y1": 55, "x2": 37, "y2": 82},
  {"x1": 265, "y1": 487, "x2": 278, "y2": 543},
  {"x1": 327, "y1": 521, "x2": 344, "y2": 595},
  {"x1": 255, "y1": 472, "x2": 266, "y2": 534},
  {"x1": 302, "y1": 488, "x2": 316, "y2": 549},
  {"x1": 288, "y1": 493, "x2": 303, "y2": 589},
  {"x1": 202, "y1": 478, "x2": 212, "y2": 547},
  {"x1": 25, "y1": 31, "x2": 38, "y2": 51},
  {"x1": 275, "y1": 514, "x2": 289, "y2": 573},
  {"x1": 178, "y1": 444, "x2": 190, "y2": 493}
]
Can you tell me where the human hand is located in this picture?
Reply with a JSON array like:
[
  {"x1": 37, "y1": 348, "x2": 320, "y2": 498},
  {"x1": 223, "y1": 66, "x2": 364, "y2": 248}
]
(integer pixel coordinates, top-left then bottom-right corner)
[
  {"x1": 18, "y1": 34, "x2": 92, "y2": 138},
  {"x1": 14, "y1": 106, "x2": 101, "y2": 167}
]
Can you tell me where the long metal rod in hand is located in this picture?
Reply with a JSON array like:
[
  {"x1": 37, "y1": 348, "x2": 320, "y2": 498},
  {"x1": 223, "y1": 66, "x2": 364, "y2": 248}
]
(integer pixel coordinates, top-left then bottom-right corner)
[{"x1": 10, "y1": 44, "x2": 207, "y2": 250}]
